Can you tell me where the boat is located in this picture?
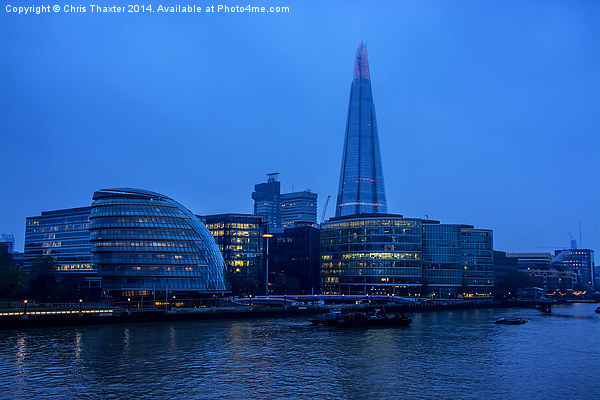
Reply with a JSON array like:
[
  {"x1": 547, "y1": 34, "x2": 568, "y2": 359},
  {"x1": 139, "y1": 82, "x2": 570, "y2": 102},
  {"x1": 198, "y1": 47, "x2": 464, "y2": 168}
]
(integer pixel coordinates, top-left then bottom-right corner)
[
  {"x1": 495, "y1": 316, "x2": 527, "y2": 325},
  {"x1": 310, "y1": 309, "x2": 411, "y2": 327},
  {"x1": 595, "y1": 307, "x2": 600, "y2": 314}
]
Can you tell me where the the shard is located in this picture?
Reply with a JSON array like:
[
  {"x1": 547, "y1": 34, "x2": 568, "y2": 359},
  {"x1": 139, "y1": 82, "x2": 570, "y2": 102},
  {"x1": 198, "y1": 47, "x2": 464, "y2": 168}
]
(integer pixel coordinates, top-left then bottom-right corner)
[{"x1": 335, "y1": 43, "x2": 388, "y2": 217}]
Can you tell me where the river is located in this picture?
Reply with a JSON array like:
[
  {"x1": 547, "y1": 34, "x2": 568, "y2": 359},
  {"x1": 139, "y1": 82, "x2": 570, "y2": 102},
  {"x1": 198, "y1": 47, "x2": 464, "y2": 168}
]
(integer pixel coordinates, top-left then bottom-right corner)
[{"x1": 0, "y1": 303, "x2": 598, "y2": 399}]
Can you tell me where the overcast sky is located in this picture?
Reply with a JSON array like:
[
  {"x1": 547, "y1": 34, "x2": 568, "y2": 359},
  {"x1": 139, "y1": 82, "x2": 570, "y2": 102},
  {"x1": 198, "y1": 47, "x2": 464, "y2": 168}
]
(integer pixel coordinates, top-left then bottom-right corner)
[{"x1": 1, "y1": 0, "x2": 598, "y2": 259}]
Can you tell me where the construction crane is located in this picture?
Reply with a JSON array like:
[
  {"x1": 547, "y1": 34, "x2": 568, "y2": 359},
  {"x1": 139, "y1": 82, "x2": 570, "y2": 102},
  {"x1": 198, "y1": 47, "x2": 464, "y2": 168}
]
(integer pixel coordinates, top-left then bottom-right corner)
[{"x1": 320, "y1": 195, "x2": 332, "y2": 224}]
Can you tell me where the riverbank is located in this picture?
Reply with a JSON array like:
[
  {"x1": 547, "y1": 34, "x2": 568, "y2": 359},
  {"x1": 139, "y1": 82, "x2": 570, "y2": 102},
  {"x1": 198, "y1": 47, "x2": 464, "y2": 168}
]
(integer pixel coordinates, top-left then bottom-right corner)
[{"x1": 0, "y1": 299, "x2": 567, "y2": 329}]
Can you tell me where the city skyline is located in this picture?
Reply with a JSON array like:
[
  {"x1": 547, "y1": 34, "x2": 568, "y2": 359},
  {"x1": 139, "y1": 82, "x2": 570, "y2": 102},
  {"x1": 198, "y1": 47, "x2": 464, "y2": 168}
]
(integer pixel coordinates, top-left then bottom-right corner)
[{"x1": 1, "y1": 1, "x2": 598, "y2": 260}]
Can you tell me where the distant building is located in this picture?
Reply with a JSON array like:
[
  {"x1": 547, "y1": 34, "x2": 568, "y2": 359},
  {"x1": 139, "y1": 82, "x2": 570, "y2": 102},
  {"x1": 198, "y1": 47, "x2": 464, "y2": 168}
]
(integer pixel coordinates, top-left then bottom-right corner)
[
  {"x1": 252, "y1": 173, "x2": 282, "y2": 230},
  {"x1": 24, "y1": 207, "x2": 100, "y2": 298},
  {"x1": 492, "y1": 250, "x2": 519, "y2": 295},
  {"x1": 269, "y1": 225, "x2": 320, "y2": 295},
  {"x1": 280, "y1": 190, "x2": 317, "y2": 228},
  {"x1": 505, "y1": 252, "x2": 577, "y2": 292},
  {"x1": 506, "y1": 252, "x2": 554, "y2": 269},
  {"x1": 203, "y1": 213, "x2": 266, "y2": 296},
  {"x1": 252, "y1": 173, "x2": 318, "y2": 232},
  {"x1": 0, "y1": 234, "x2": 23, "y2": 266},
  {"x1": 89, "y1": 188, "x2": 227, "y2": 300},
  {"x1": 554, "y1": 248, "x2": 595, "y2": 288}
]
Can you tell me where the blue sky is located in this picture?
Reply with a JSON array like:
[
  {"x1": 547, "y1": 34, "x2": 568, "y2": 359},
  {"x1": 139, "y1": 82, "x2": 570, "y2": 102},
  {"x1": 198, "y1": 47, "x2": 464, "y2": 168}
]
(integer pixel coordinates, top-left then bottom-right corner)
[{"x1": 1, "y1": 0, "x2": 598, "y2": 258}]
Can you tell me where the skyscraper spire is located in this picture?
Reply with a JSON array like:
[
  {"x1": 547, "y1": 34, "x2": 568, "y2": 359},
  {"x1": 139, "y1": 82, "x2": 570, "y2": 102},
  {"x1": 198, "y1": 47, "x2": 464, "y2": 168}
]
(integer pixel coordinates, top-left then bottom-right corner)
[{"x1": 335, "y1": 43, "x2": 388, "y2": 217}]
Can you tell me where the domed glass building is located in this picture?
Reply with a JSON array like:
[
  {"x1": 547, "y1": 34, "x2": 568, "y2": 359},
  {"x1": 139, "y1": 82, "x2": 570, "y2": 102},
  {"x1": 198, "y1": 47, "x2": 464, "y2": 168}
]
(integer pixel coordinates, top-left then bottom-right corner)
[{"x1": 89, "y1": 188, "x2": 227, "y2": 299}]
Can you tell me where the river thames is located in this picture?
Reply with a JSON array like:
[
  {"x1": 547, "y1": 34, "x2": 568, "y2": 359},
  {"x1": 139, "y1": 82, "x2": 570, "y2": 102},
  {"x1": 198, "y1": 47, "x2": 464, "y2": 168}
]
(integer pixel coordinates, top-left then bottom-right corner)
[{"x1": 0, "y1": 303, "x2": 598, "y2": 399}]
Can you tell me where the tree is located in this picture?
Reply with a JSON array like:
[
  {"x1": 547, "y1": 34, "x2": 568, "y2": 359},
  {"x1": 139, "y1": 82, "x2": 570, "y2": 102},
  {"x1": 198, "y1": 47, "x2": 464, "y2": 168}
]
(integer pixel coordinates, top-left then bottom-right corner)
[
  {"x1": 0, "y1": 246, "x2": 25, "y2": 305},
  {"x1": 29, "y1": 256, "x2": 59, "y2": 303}
]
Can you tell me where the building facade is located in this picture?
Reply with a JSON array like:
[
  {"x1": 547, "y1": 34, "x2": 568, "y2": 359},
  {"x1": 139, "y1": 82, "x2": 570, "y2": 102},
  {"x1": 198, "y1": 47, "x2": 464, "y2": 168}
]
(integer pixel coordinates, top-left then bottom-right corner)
[
  {"x1": 554, "y1": 248, "x2": 595, "y2": 288},
  {"x1": 252, "y1": 173, "x2": 282, "y2": 230},
  {"x1": 336, "y1": 43, "x2": 387, "y2": 217},
  {"x1": 89, "y1": 188, "x2": 227, "y2": 299},
  {"x1": 269, "y1": 225, "x2": 320, "y2": 295},
  {"x1": 24, "y1": 207, "x2": 100, "y2": 298},
  {"x1": 24, "y1": 207, "x2": 95, "y2": 275},
  {"x1": 203, "y1": 213, "x2": 266, "y2": 296},
  {"x1": 280, "y1": 190, "x2": 317, "y2": 228},
  {"x1": 321, "y1": 214, "x2": 422, "y2": 295}
]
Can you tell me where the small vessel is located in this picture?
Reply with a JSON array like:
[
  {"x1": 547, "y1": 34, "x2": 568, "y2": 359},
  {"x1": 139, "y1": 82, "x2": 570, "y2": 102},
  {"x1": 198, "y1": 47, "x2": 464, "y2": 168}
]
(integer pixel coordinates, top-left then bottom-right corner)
[
  {"x1": 495, "y1": 316, "x2": 527, "y2": 325},
  {"x1": 310, "y1": 309, "x2": 411, "y2": 327},
  {"x1": 595, "y1": 307, "x2": 600, "y2": 314}
]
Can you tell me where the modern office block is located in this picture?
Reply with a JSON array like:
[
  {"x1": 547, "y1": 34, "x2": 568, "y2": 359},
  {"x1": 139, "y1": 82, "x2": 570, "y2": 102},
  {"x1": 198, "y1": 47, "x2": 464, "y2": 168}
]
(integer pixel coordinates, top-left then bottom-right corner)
[
  {"x1": 269, "y1": 225, "x2": 320, "y2": 295},
  {"x1": 280, "y1": 190, "x2": 317, "y2": 228},
  {"x1": 24, "y1": 207, "x2": 99, "y2": 298},
  {"x1": 89, "y1": 188, "x2": 227, "y2": 299},
  {"x1": 0, "y1": 234, "x2": 23, "y2": 266},
  {"x1": 203, "y1": 213, "x2": 266, "y2": 296},
  {"x1": 335, "y1": 43, "x2": 387, "y2": 217},
  {"x1": 321, "y1": 214, "x2": 422, "y2": 295},
  {"x1": 252, "y1": 173, "x2": 282, "y2": 230},
  {"x1": 554, "y1": 248, "x2": 595, "y2": 288},
  {"x1": 24, "y1": 207, "x2": 95, "y2": 274}
]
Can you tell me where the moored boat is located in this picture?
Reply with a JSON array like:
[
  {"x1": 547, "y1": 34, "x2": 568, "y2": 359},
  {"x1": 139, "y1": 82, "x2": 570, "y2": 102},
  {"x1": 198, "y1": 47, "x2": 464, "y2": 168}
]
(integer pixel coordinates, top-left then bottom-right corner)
[
  {"x1": 495, "y1": 316, "x2": 527, "y2": 325},
  {"x1": 595, "y1": 307, "x2": 600, "y2": 314},
  {"x1": 310, "y1": 309, "x2": 411, "y2": 327}
]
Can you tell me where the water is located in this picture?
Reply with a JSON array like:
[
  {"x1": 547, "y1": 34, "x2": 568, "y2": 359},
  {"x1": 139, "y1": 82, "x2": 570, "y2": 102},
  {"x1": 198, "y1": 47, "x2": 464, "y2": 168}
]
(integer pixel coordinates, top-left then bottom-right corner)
[{"x1": 0, "y1": 303, "x2": 598, "y2": 399}]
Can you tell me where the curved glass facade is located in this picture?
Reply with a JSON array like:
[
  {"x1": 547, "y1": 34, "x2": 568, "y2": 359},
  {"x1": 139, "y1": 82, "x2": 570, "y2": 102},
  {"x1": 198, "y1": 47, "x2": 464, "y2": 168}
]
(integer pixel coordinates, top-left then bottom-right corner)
[{"x1": 90, "y1": 188, "x2": 227, "y2": 296}]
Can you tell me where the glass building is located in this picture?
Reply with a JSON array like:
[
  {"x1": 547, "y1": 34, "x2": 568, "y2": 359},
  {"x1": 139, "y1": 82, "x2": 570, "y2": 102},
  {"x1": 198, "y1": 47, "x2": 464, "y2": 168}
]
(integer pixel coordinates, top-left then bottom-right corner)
[
  {"x1": 280, "y1": 190, "x2": 318, "y2": 228},
  {"x1": 321, "y1": 214, "x2": 422, "y2": 295},
  {"x1": 89, "y1": 188, "x2": 227, "y2": 299},
  {"x1": 203, "y1": 213, "x2": 266, "y2": 296},
  {"x1": 24, "y1": 207, "x2": 95, "y2": 274},
  {"x1": 252, "y1": 173, "x2": 282, "y2": 230},
  {"x1": 554, "y1": 248, "x2": 595, "y2": 288},
  {"x1": 336, "y1": 43, "x2": 387, "y2": 217},
  {"x1": 24, "y1": 207, "x2": 100, "y2": 299}
]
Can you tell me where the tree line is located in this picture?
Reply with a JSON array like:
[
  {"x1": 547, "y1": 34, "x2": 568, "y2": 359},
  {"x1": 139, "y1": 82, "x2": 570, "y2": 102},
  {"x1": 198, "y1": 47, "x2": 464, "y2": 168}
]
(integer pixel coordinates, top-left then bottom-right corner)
[{"x1": 0, "y1": 246, "x2": 83, "y2": 305}]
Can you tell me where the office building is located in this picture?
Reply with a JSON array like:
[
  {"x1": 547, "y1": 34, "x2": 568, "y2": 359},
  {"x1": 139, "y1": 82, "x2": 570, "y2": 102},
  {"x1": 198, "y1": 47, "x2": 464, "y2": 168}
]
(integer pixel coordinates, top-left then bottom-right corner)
[
  {"x1": 554, "y1": 248, "x2": 595, "y2": 288},
  {"x1": 321, "y1": 214, "x2": 422, "y2": 295},
  {"x1": 0, "y1": 234, "x2": 23, "y2": 266},
  {"x1": 280, "y1": 190, "x2": 317, "y2": 228},
  {"x1": 252, "y1": 173, "x2": 318, "y2": 231},
  {"x1": 89, "y1": 188, "x2": 227, "y2": 299},
  {"x1": 269, "y1": 225, "x2": 320, "y2": 295},
  {"x1": 422, "y1": 222, "x2": 494, "y2": 297},
  {"x1": 24, "y1": 207, "x2": 100, "y2": 298},
  {"x1": 492, "y1": 250, "x2": 519, "y2": 295},
  {"x1": 203, "y1": 213, "x2": 266, "y2": 296},
  {"x1": 336, "y1": 43, "x2": 387, "y2": 217},
  {"x1": 252, "y1": 173, "x2": 282, "y2": 230},
  {"x1": 24, "y1": 207, "x2": 94, "y2": 274}
]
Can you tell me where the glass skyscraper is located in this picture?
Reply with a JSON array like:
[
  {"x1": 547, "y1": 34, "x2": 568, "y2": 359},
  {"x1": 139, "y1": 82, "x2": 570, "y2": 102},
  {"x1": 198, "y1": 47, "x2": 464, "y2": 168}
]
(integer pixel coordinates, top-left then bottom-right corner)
[{"x1": 336, "y1": 43, "x2": 387, "y2": 217}]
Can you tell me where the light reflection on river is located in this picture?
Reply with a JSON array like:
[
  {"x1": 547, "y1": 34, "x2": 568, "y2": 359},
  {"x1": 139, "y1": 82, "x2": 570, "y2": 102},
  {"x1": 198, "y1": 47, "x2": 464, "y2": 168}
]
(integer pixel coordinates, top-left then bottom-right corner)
[{"x1": 0, "y1": 303, "x2": 598, "y2": 399}]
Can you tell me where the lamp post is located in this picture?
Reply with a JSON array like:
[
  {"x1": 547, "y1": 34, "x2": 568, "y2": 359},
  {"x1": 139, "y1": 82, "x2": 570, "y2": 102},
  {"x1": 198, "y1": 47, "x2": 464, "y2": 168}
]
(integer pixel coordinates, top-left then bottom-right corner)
[
  {"x1": 262, "y1": 233, "x2": 273, "y2": 298},
  {"x1": 23, "y1": 299, "x2": 27, "y2": 315},
  {"x1": 127, "y1": 297, "x2": 131, "y2": 311},
  {"x1": 79, "y1": 299, "x2": 83, "y2": 313}
]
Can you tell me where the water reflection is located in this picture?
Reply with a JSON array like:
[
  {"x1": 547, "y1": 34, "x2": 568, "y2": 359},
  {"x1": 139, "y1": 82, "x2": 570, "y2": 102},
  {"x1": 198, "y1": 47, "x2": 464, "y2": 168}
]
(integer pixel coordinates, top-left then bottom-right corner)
[{"x1": 0, "y1": 304, "x2": 598, "y2": 399}]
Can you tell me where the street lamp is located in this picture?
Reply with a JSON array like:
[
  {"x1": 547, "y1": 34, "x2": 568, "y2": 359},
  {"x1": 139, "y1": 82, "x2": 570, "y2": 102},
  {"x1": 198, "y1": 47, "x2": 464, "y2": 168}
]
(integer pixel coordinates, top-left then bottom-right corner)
[
  {"x1": 127, "y1": 297, "x2": 131, "y2": 311},
  {"x1": 23, "y1": 299, "x2": 27, "y2": 315},
  {"x1": 262, "y1": 233, "x2": 274, "y2": 298},
  {"x1": 79, "y1": 299, "x2": 83, "y2": 313}
]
